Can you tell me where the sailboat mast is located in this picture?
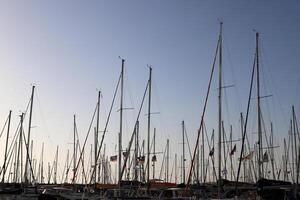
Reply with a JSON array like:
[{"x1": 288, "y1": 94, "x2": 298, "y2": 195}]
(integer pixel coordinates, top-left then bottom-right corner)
[
  {"x1": 217, "y1": 21, "x2": 223, "y2": 198},
  {"x1": 270, "y1": 122, "x2": 276, "y2": 179},
  {"x1": 41, "y1": 142, "x2": 44, "y2": 184},
  {"x1": 119, "y1": 59, "x2": 124, "y2": 184},
  {"x1": 175, "y1": 154, "x2": 177, "y2": 183},
  {"x1": 54, "y1": 146, "x2": 58, "y2": 184},
  {"x1": 134, "y1": 121, "x2": 139, "y2": 181},
  {"x1": 152, "y1": 128, "x2": 156, "y2": 179},
  {"x1": 256, "y1": 32, "x2": 263, "y2": 179},
  {"x1": 292, "y1": 106, "x2": 298, "y2": 182},
  {"x1": 25, "y1": 85, "x2": 35, "y2": 183},
  {"x1": 20, "y1": 113, "x2": 24, "y2": 183},
  {"x1": 167, "y1": 139, "x2": 169, "y2": 182},
  {"x1": 202, "y1": 123, "x2": 205, "y2": 183},
  {"x1": 147, "y1": 67, "x2": 152, "y2": 185},
  {"x1": 73, "y1": 114, "x2": 76, "y2": 183},
  {"x1": 182, "y1": 120, "x2": 185, "y2": 184},
  {"x1": 230, "y1": 125, "x2": 233, "y2": 181},
  {"x1": 2, "y1": 110, "x2": 12, "y2": 182},
  {"x1": 95, "y1": 91, "x2": 101, "y2": 184}
]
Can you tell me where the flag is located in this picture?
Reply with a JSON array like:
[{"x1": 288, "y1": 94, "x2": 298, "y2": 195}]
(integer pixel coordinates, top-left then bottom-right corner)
[
  {"x1": 152, "y1": 155, "x2": 157, "y2": 162},
  {"x1": 241, "y1": 151, "x2": 254, "y2": 161},
  {"x1": 110, "y1": 155, "x2": 117, "y2": 162},
  {"x1": 137, "y1": 156, "x2": 145, "y2": 165},
  {"x1": 263, "y1": 151, "x2": 269, "y2": 162},
  {"x1": 209, "y1": 148, "x2": 214, "y2": 156},
  {"x1": 123, "y1": 151, "x2": 129, "y2": 158},
  {"x1": 230, "y1": 144, "x2": 237, "y2": 156}
]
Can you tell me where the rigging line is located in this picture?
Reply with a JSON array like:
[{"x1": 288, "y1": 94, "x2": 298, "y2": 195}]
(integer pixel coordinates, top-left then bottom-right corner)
[
  {"x1": 124, "y1": 69, "x2": 136, "y2": 120},
  {"x1": 260, "y1": 114, "x2": 276, "y2": 179},
  {"x1": 1, "y1": 97, "x2": 32, "y2": 175},
  {"x1": 152, "y1": 77, "x2": 167, "y2": 145},
  {"x1": 72, "y1": 103, "x2": 98, "y2": 183},
  {"x1": 0, "y1": 113, "x2": 29, "y2": 177},
  {"x1": 184, "y1": 124, "x2": 197, "y2": 180},
  {"x1": 186, "y1": 31, "x2": 220, "y2": 189},
  {"x1": 234, "y1": 43, "x2": 257, "y2": 195},
  {"x1": 223, "y1": 83, "x2": 232, "y2": 128},
  {"x1": 260, "y1": 42, "x2": 289, "y2": 130},
  {"x1": 259, "y1": 55, "x2": 274, "y2": 145},
  {"x1": 243, "y1": 115, "x2": 257, "y2": 181},
  {"x1": 21, "y1": 128, "x2": 36, "y2": 182},
  {"x1": 203, "y1": 123, "x2": 217, "y2": 182},
  {"x1": 287, "y1": 133, "x2": 295, "y2": 183},
  {"x1": 223, "y1": 31, "x2": 243, "y2": 113},
  {"x1": 75, "y1": 123, "x2": 88, "y2": 184},
  {"x1": 159, "y1": 141, "x2": 167, "y2": 180},
  {"x1": 0, "y1": 93, "x2": 33, "y2": 176},
  {"x1": 35, "y1": 92, "x2": 56, "y2": 150},
  {"x1": 89, "y1": 73, "x2": 122, "y2": 184},
  {"x1": 0, "y1": 114, "x2": 9, "y2": 139},
  {"x1": 143, "y1": 127, "x2": 155, "y2": 175},
  {"x1": 120, "y1": 80, "x2": 150, "y2": 181},
  {"x1": 48, "y1": 146, "x2": 58, "y2": 183},
  {"x1": 170, "y1": 155, "x2": 175, "y2": 182},
  {"x1": 60, "y1": 150, "x2": 69, "y2": 183}
]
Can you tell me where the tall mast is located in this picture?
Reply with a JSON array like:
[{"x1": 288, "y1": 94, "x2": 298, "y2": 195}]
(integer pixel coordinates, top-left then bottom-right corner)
[
  {"x1": 54, "y1": 146, "x2": 58, "y2": 184},
  {"x1": 230, "y1": 125, "x2": 233, "y2": 181},
  {"x1": 73, "y1": 114, "x2": 76, "y2": 183},
  {"x1": 41, "y1": 142, "x2": 44, "y2": 183},
  {"x1": 20, "y1": 113, "x2": 24, "y2": 183},
  {"x1": 240, "y1": 113, "x2": 246, "y2": 182},
  {"x1": 270, "y1": 122, "x2": 276, "y2": 179},
  {"x1": 284, "y1": 138, "x2": 287, "y2": 181},
  {"x1": 152, "y1": 128, "x2": 156, "y2": 179},
  {"x1": 14, "y1": 141, "x2": 17, "y2": 182},
  {"x1": 103, "y1": 144, "x2": 106, "y2": 183},
  {"x1": 202, "y1": 122, "x2": 205, "y2": 183},
  {"x1": 30, "y1": 140, "x2": 33, "y2": 183},
  {"x1": 119, "y1": 59, "x2": 125, "y2": 184},
  {"x1": 292, "y1": 106, "x2": 298, "y2": 184},
  {"x1": 65, "y1": 148, "x2": 69, "y2": 183},
  {"x1": 175, "y1": 154, "x2": 177, "y2": 183},
  {"x1": 134, "y1": 121, "x2": 139, "y2": 181},
  {"x1": 290, "y1": 119, "x2": 295, "y2": 182},
  {"x1": 182, "y1": 120, "x2": 185, "y2": 184},
  {"x1": 256, "y1": 32, "x2": 263, "y2": 179},
  {"x1": 95, "y1": 91, "x2": 101, "y2": 184},
  {"x1": 147, "y1": 67, "x2": 152, "y2": 185},
  {"x1": 217, "y1": 21, "x2": 223, "y2": 198},
  {"x1": 222, "y1": 121, "x2": 227, "y2": 180},
  {"x1": 197, "y1": 140, "x2": 200, "y2": 181},
  {"x1": 25, "y1": 85, "x2": 35, "y2": 183},
  {"x1": 2, "y1": 110, "x2": 12, "y2": 182},
  {"x1": 166, "y1": 139, "x2": 169, "y2": 182},
  {"x1": 47, "y1": 162, "x2": 50, "y2": 184},
  {"x1": 142, "y1": 140, "x2": 145, "y2": 182}
]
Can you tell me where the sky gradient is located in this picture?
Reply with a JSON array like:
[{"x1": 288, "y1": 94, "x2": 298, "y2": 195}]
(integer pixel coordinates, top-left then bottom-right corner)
[{"x1": 0, "y1": 0, "x2": 299, "y2": 182}]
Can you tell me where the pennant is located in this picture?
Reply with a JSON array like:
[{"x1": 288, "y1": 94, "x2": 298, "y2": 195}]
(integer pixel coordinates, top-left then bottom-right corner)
[
  {"x1": 110, "y1": 155, "x2": 117, "y2": 162},
  {"x1": 137, "y1": 156, "x2": 145, "y2": 165},
  {"x1": 209, "y1": 148, "x2": 214, "y2": 156},
  {"x1": 241, "y1": 151, "x2": 254, "y2": 161},
  {"x1": 222, "y1": 169, "x2": 227, "y2": 175},
  {"x1": 123, "y1": 151, "x2": 129, "y2": 158},
  {"x1": 230, "y1": 144, "x2": 237, "y2": 156},
  {"x1": 152, "y1": 155, "x2": 157, "y2": 162},
  {"x1": 263, "y1": 151, "x2": 269, "y2": 162}
]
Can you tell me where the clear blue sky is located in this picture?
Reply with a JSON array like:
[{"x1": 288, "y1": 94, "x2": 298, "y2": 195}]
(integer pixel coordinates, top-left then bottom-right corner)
[{"x1": 0, "y1": 0, "x2": 299, "y2": 181}]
